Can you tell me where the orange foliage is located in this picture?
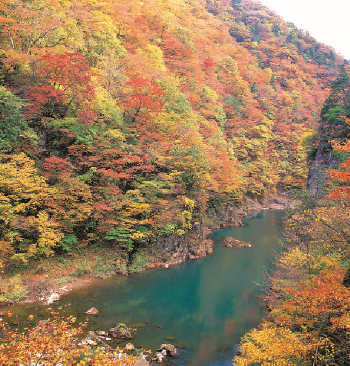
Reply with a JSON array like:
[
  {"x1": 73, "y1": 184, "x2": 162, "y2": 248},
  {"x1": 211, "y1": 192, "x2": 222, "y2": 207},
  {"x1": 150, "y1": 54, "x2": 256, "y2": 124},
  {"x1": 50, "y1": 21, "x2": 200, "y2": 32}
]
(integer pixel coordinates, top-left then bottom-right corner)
[
  {"x1": 0, "y1": 312, "x2": 139, "y2": 365},
  {"x1": 328, "y1": 140, "x2": 350, "y2": 199},
  {"x1": 0, "y1": 0, "x2": 346, "y2": 278}
]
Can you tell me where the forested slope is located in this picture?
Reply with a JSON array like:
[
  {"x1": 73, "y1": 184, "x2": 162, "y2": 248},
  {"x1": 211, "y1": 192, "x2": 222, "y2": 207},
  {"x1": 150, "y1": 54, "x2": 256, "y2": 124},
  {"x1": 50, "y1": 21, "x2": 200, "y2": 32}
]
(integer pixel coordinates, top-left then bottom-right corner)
[
  {"x1": 0, "y1": 0, "x2": 345, "y2": 270},
  {"x1": 236, "y1": 68, "x2": 350, "y2": 365}
]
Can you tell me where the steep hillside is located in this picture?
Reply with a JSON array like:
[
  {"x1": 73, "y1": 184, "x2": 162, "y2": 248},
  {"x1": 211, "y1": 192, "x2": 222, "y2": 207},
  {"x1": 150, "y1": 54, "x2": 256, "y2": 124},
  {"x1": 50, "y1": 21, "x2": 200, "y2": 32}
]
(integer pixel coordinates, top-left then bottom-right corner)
[
  {"x1": 0, "y1": 0, "x2": 345, "y2": 271},
  {"x1": 307, "y1": 65, "x2": 350, "y2": 194},
  {"x1": 236, "y1": 67, "x2": 350, "y2": 366}
]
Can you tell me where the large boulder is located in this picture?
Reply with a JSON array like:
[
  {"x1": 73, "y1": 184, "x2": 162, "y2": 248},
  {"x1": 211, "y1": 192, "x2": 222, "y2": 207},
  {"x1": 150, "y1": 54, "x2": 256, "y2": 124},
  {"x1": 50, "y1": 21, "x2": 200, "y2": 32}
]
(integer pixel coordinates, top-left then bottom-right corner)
[
  {"x1": 224, "y1": 237, "x2": 240, "y2": 247},
  {"x1": 86, "y1": 331, "x2": 98, "y2": 341},
  {"x1": 85, "y1": 307, "x2": 99, "y2": 316},
  {"x1": 78, "y1": 331, "x2": 99, "y2": 346},
  {"x1": 108, "y1": 324, "x2": 133, "y2": 339},
  {"x1": 224, "y1": 237, "x2": 252, "y2": 248},
  {"x1": 153, "y1": 343, "x2": 178, "y2": 362},
  {"x1": 159, "y1": 344, "x2": 177, "y2": 356}
]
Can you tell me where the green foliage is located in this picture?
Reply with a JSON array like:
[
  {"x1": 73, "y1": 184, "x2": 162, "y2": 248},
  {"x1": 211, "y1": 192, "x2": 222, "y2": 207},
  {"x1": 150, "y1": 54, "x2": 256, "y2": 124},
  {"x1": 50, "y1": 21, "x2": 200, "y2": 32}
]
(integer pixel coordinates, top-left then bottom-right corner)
[
  {"x1": 250, "y1": 81, "x2": 258, "y2": 93},
  {"x1": 128, "y1": 251, "x2": 149, "y2": 273},
  {"x1": 160, "y1": 80, "x2": 192, "y2": 115},
  {"x1": 0, "y1": 86, "x2": 32, "y2": 152},
  {"x1": 48, "y1": 118, "x2": 105, "y2": 146},
  {"x1": 59, "y1": 234, "x2": 78, "y2": 252},
  {"x1": 160, "y1": 224, "x2": 177, "y2": 236},
  {"x1": 105, "y1": 227, "x2": 133, "y2": 251},
  {"x1": 322, "y1": 105, "x2": 346, "y2": 124},
  {"x1": 0, "y1": 274, "x2": 28, "y2": 303},
  {"x1": 54, "y1": 275, "x2": 75, "y2": 285},
  {"x1": 318, "y1": 67, "x2": 350, "y2": 147}
]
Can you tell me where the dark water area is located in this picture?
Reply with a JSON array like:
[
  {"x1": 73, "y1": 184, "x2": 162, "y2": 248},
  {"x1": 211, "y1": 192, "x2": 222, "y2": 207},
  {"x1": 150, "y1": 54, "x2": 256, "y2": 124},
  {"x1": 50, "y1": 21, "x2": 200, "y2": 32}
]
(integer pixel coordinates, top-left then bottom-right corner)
[{"x1": 2, "y1": 209, "x2": 285, "y2": 365}]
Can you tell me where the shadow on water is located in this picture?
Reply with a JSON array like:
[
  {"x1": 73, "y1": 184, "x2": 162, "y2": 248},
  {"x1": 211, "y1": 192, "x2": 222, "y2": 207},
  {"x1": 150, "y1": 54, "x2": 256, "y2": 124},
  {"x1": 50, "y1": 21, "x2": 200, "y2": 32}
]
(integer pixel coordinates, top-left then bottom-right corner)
[{"x1": 1, "y1": 209, "x2": 285, "y2": 366}]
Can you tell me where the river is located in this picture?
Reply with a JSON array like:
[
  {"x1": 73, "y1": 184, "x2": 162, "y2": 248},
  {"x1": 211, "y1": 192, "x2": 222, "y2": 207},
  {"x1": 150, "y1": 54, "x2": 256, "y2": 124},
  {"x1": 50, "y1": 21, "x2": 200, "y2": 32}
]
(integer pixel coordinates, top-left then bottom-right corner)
[{"x1": 2, "y1": 209, "x2": 285, "y2": 365}]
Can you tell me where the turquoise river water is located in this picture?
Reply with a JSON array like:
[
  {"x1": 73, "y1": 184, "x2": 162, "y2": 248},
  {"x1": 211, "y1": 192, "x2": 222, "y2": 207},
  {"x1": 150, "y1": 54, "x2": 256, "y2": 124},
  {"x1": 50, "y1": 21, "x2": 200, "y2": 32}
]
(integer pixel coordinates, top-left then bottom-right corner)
[{"x1": 2, "y1": 209, "x2": 285, "y2": 365}]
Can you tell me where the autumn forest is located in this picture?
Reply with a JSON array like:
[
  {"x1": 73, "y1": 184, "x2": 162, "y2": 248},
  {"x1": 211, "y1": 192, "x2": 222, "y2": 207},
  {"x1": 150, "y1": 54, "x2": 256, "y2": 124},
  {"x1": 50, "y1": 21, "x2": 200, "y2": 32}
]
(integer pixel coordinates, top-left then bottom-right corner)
[{"x1": 0, "y1": 0, "x2": 350, "y2": 364}]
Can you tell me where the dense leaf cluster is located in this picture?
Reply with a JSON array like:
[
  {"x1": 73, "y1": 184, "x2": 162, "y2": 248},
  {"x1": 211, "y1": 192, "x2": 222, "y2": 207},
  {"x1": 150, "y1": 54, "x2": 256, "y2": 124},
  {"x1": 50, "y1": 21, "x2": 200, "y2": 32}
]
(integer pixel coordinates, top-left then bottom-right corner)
[
  {"x1": 0, "y1": 0, "x2": 345, "y2": 267},
  {"x1": 236, "y1": 70, "x2": 350, "y2": 366}
]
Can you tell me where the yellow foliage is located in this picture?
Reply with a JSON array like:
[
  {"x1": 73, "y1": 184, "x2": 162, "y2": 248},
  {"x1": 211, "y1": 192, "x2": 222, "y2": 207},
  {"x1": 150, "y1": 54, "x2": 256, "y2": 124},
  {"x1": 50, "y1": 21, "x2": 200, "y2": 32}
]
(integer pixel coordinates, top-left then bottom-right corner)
[
  {"x1": 104, "y1": 129, "x2": 125, "y2": 142},
  {"x1": 31, "y1": 211, "x2": 64, "y2": 253},
  {"x1": 130, "y1": 231, "x2": 148, "y2": 240},
  {"x1": 145, "y1": 44, "x2": 166, "y2": 71},
  {"x1": 279, "y1": 247, "x2": 309, "y2": 269},
  {"x1": 201, "y1": 86, "x2": 219, "y2": 103},
  {"x1": 0, "y1": 274, "x2": 27, "y2": 303},
  {"x1": 235, "y1": 322, "x2": 311, "y2": 366},
  {"x1": 0, "y1": 154, "x2": 64, "y2": 260},
  {"x1": 0, "y1": 153, "x2": 53, "y2": 214},
  {"x1": 183, "y1": 196, "x2": 195, "y2": 212}
]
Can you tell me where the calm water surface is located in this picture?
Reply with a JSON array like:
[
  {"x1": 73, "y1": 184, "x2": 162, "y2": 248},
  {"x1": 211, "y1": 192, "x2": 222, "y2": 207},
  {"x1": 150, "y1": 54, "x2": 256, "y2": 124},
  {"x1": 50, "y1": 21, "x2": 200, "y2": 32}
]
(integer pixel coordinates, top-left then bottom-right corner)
[{"x1": 3, "y1": 209, "x2": 285, "y2": 365}]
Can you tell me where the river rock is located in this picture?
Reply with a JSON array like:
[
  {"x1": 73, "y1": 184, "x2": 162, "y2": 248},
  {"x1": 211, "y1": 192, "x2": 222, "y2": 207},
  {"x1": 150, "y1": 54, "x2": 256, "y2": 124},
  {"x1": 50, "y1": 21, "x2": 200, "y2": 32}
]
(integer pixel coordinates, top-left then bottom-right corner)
[
  {"x1": 85, "y1": 307, "x2": 99, "y2": 316},
  {"x1": 108, "y1": 324, "x2": 133, "y2": 339},
  {"x1": 125, "y1": 343, "x2": 135, "y2": 351},
  {"x1": 45, "y1": 292, "x2": 60, "y2": 304},
  {"x1": 159, "y1": 344, "x2": 177, "y2": 357},
  {"x1": 96, "y1": 330, "x2": 106, "y2": 336},
  {"x1": 154, "y1": 351, "x2": 166, "y2": 363},
  {"x1": 78, "y1": 330, "x2": 101, "y2": 346},
  {"x1": 152, "y1": 344, "x2": 177, "y2": 363},
  {"x1": 224, "y1": 237, "x2": 240, "y2": 247},
  {"x1": 203, "y1": 227, "x2": 212, "y2": 236},
  {"x1": 79, "y1": 337, "x2": 95, "y2": 346},
  {"x1": 87, "y1": 331, "x2": 98, "y2": 341},
  {"x1": 152, "y1": 344, "x2": 178, "y2": 363},
  {"x1": 206, "y1": 239, "x2": 214, "y2": 254},
  {"x1": 224, "y1": 237, "x2": 252, "y2": 248},
  {"x1": 134, "y1": 352, "x2": 150, "y2": 365}
]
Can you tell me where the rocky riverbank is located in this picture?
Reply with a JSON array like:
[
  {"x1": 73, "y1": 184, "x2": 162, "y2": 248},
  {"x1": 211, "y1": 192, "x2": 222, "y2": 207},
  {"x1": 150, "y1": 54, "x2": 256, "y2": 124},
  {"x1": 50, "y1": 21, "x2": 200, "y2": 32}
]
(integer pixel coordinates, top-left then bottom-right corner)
[
  {"x1": 1, "y1": 195, "x2": 292, "y2": 306},
  {"x1": 204, "y1": 195, "x2": 293, "y2": 229}
]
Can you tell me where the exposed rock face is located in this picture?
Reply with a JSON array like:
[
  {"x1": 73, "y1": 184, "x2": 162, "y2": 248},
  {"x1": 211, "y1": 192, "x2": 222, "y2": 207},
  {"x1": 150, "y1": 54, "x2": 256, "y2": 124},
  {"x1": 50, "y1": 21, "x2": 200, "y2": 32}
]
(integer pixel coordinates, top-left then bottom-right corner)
[
  {"x1": 308, "y1": 148, "x2": 339, "y2": 196},
  {"x1": 224, "y1": 237, "x2": 252, "y2": 248},
  {"x1": 146, "y1": 227, "x2": 214, "y2": 269},
  {"x1": 188, "y1": 239, "x2": 214, "y2": 259},
  {"x1": 108, "y1": 324, "x2": 134, "y2": 339},
  {"x1": 204, "y1": 202, "x2": 246, "y2": 229},
  {"x1": 204, "y1": 195, "x2": 291, "y2": 230},
  {"x1": 134, "y1": 196, "x2": 290, "y2": 273}
]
